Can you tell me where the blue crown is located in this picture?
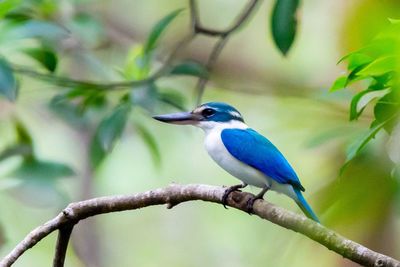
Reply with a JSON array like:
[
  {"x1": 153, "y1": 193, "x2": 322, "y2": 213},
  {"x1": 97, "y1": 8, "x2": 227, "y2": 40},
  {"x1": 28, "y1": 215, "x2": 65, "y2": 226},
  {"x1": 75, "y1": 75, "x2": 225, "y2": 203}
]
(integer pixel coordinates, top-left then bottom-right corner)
[{"x1": 199, "y1": 102, "x2": 244, "y2": 122}]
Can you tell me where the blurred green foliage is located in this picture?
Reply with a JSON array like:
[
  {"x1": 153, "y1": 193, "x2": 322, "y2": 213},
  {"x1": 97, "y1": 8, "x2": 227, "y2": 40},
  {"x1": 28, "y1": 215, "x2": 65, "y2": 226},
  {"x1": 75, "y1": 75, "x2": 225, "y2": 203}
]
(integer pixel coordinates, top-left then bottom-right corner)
[{"x1": 332, "y1": 20, "x2": 400, "y2": 167}]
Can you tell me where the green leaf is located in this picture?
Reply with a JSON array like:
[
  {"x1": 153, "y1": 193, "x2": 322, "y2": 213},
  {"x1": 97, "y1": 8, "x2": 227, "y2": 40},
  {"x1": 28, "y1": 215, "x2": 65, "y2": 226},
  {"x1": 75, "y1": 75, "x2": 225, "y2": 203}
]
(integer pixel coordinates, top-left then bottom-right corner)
[
  {"x1": 356, "y1": 56, "x2": 398, "y2": 77},
  {"x1": 349, "y1": 88, "x2": 390, "y2": 121},
  {"x1": 52, "y1": 87, "x2": 107, "y2": 116},
  {"x1": 0, "y1": 0, "x2": 21, "y2": 18},
  {"x1": 337, "y1": 52, "x2": 373, "y2": 71},
  {"x1": 11, "y1": 20, "x2": 69, "y2": 41},
  {"x1": 347, "y1": 53, "x2": 373, "y2": 72},
  {"x1": 350, "y1": 90, "x2": 371, "y2": 121},
  {"x1": 344, "y1": 65, "x2": 373, "y2": 86},
  {"x1": 373, "y1": 90, "x2": 400, "y2": 133},
  {"x1": 169, "y1": 60, "x2": 209, "y2": 79},
  {"x1": 5, "y1": 158, "x2": 73, "y2": 207},
  {"x1": 158, "y1": 89, "x2": 186, "y2": 110},
  {"x1": 271, "y1": 0, "x2": 300, "y2": 56},
  {"x1": 15, "y1": 120, "x2": 32, "y2": 146},
  {"x1": 51, "y1": 88, "x2": 108, "y2": 117},
  {"x1": 89, "y1": 136, "x2": 106, "y2": 169},
  {"x1": 344, "y1": 119, "x2": 388, "y2": 166},
  {"x1": 90, "y1": 103, "x2": 132, "y2": 168},
  {"x1": 143, "y1": 8, "x2": 183, "y2": 54},
  {"x1": 68, "y1": 12, "x2": 104, "y2": 47},
  {"x1": 135, "y1": 124, "x2": 161, "y2": 166},
  {"x1": 49, "y1": 97, "x2": 88, "y2": 128},
  {"x1": 0, "y1": 57, "x2": 17, "y2": 101},
  {"x1": 23, "y1": 47, "x2": 58, "y2": 72},
  {"x1": 4, "y1": 8, "x2": 32, "y2": 21},
  {"x1": 79, "y1": 92, "x2": 107, "y2": 113},
  {"x1": 130, "y1": 83, "x2": 158, "y2": 113},
  {"x1": 0, "y1": 144, "x2": 32, "y2": 162},
  {"x1": 97, "y1": 104, "x2": 131, "y2": 152},
  {"x1": 370, "y1": 73, "x2": 393, "y2": 89},
  {"x1": 123, "y1": 45, "x2": 150, "y2": 80},
  {"x1": 51, "y1": 88, "x2": 85, "y2": 104},
  {"x1": 357, "y1": 38, "x2": 397, "y2": 59},
  {"x1": 329, "y1": 76, "x2": 347, "y2": 92},
  {"x1": 9, "y1": 158, "x2": 75, "y2": 181}
]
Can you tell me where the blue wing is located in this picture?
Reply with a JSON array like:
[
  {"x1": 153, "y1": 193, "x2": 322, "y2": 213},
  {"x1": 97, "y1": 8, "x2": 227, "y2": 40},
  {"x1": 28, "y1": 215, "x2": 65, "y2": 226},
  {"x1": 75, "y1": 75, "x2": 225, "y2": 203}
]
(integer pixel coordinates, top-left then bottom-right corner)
[{"x1": 221, "y1": 128, "x2": 305, "y2": 191}]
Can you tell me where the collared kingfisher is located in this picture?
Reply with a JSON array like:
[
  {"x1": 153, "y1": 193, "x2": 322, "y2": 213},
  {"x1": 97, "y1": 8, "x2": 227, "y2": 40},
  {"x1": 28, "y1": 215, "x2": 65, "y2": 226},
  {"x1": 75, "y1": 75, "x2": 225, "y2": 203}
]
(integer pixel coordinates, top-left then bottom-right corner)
[{"x1": 153, "y1": 102, "x2": 319, "y2": 222}]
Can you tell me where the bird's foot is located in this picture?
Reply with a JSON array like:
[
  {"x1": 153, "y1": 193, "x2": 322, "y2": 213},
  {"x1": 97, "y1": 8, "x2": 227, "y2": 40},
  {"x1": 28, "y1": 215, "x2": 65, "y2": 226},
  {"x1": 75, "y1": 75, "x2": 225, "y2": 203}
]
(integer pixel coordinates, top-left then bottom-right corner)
[
  {"x1": 222, "y1": 183, "x2": 247, "y2": 209},
  {"x1": 246, "y1": 186, "x2": 270, "y2": 214},
  {"x1": 245, "y1": 197, "x2": 259, "y2": 214}
]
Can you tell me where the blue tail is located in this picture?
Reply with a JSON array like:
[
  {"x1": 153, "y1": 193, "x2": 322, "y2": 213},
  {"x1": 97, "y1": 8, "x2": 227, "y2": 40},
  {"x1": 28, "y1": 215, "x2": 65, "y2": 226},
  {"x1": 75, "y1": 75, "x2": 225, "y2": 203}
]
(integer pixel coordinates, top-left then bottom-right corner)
[{"x1": 294, "y1": 189, "x2": 320, "y2": 223}]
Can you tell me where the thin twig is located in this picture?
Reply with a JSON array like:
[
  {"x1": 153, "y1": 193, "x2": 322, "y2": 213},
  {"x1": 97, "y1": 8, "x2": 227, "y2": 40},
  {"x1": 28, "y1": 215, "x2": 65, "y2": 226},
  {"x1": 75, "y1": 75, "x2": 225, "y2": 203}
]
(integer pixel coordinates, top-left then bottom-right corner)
[
  {"x1": 189, "y1": 0, "x2": 200, "y2": 31},
  {"x1": 224, "y1": 0, "x2": 260, "y2": 35},
  {"x1": 69, "y1": 131, "x2": 103, "y2": 267},
  {"x1": 52, "y1": 225, "x2": 74, "y2": 267},
  {"x1": 13, "y1": 65, "x2": 155, "y2": 90},
  {"x1": 12, "y1": 32, "x2": 195, "y2": 92},
  {"x1": 193, "y1": 0, "x2": 261, "y2": 104},
  {"x1": 195, "y1": 37, "x2": 229, "y2": 105},
  {"x1": 1, "y1": 184, "x2": 399, "y2": 267}
]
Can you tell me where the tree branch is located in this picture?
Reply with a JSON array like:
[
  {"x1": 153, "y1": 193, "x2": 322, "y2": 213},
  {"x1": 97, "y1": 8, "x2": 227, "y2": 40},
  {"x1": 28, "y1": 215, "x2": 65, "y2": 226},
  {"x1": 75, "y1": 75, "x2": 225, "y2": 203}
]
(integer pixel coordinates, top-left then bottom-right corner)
[
  {"x1": 52, "y1": 225, "x2": 74, "y2": 267},
  {"x1": 193, "y1": 0, "x2": 261, "y2": 104},
  {"x1": 0, "y1": 184, "x2": 399, "y2": 267},
  {"x1": 195, "y1": 37, "x2": 229, "y2": 105},
  {"x1": 12, "y1": 31, "x2": 196, "y2": 92}
]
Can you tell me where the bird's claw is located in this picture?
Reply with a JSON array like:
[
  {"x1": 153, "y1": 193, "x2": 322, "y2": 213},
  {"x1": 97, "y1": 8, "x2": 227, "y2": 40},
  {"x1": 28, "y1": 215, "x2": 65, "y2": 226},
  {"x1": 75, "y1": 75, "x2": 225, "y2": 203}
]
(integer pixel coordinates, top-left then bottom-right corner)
[
  {"x1": 246, "y1": 186, "x2": 269, "y2": 214},
  {"x1": 246, "y1": 197, "x2": 257, "y2": 214},
  {"x1": 222, "y1": 184, "x2": 245, "y2": 209}
]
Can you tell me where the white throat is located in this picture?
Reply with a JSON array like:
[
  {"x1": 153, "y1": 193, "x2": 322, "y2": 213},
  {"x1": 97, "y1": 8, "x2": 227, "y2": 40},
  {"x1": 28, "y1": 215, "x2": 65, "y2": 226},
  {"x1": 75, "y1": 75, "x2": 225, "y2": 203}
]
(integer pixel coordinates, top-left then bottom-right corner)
[
  {"x1": 200, "y1": 119, "x2": 272, "y2": 189},
  {"x1": 195, "y1": 120, "x2": 248, "y2": 134}
]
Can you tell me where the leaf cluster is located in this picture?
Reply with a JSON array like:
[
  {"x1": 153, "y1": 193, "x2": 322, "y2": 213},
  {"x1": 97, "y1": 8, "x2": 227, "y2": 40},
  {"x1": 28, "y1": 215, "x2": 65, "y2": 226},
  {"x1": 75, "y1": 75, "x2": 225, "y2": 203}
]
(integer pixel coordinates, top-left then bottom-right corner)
[{"x1": 331, "y1": 20, "x2": 400, "y2": 165}]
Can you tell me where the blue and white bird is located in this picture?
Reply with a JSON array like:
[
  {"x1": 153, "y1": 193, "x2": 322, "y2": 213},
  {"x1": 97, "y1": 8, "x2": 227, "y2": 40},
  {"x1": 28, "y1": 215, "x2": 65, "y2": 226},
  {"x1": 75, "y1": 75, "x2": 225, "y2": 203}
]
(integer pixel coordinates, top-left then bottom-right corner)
[{"x1": 153, "y1": 102, "x2": 319, "y2": 222}]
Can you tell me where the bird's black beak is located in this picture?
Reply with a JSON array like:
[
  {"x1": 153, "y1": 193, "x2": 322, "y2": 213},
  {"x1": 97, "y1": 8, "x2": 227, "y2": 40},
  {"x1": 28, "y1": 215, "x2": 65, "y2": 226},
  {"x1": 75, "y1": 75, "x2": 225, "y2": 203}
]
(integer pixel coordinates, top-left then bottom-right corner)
[{"x1": 152, "y1": 112, "x2": 201, "y2": 125}]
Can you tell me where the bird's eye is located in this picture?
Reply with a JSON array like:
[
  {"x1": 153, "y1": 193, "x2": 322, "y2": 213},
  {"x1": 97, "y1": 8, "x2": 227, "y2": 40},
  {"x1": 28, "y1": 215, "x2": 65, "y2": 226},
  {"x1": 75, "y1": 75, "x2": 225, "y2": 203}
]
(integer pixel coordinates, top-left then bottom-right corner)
[{"x1": 202, "y1": 108, "x2": 215, "y2": 117}]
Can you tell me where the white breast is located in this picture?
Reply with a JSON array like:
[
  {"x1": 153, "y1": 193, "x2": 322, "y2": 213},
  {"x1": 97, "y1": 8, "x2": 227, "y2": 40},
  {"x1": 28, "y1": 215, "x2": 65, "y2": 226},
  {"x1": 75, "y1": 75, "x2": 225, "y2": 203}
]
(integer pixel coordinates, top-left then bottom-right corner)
[{"x1": 202, "y1": 122, "x2": 269, "y2": 188}]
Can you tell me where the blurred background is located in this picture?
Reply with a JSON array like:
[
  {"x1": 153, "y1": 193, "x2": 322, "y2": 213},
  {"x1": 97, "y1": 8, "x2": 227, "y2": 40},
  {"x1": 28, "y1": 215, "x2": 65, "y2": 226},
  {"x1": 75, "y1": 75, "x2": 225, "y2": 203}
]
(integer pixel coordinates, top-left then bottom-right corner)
[{"x1": 0, "y1": 0, "x2": 399, "y2": 266}]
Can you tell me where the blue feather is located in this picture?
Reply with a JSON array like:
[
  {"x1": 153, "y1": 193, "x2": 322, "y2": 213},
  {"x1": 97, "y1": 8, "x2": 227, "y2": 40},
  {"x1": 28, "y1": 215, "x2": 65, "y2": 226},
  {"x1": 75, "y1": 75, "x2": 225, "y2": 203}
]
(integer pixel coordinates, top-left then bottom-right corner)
[
  {"x1": 221, "y1": 128, "x2": 304, "y2": 191},
  {"x1": 294, "y1": 189, "x2": 320, "y2": 222}
]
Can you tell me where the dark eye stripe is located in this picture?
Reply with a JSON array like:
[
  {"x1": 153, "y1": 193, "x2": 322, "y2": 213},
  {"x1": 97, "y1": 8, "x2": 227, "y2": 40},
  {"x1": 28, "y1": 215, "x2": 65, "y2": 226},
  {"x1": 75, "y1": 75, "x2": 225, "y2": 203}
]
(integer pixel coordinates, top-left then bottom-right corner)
[{"x1": 202, "y1": 108, "x2": 215, "y2": 117}]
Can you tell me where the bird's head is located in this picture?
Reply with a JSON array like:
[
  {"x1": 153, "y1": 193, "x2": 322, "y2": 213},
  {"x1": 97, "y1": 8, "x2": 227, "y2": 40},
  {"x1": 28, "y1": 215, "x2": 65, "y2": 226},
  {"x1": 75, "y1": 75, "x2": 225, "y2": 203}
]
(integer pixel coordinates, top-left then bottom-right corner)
[{"x1": 153, "y1": 102, "x2": 245, "y2": 130}]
